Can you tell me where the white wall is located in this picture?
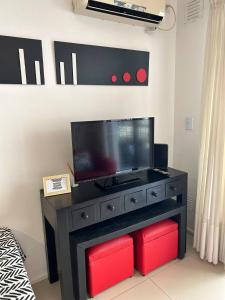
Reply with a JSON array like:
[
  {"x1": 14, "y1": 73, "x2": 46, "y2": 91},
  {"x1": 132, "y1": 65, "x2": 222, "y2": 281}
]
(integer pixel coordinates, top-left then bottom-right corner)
[
  {"x1": 174, "y1": 0, "x2": 209, "y2": 231},
  {"x1": 0, "y1": 0, "x2": 176, "y2": 282}
]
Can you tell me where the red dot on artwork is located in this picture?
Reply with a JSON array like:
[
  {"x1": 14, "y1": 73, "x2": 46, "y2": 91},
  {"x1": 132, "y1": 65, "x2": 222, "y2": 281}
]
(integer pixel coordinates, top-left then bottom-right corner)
[
  {"x1": 111, "y1": 75, "x2": 117, "y2": 83},
  {"x1": 123, "y1": 72, "x2": 131, "y2": 83},
  {"x1": 136, "y1": 68, "x2": 147, "y2": 83}
]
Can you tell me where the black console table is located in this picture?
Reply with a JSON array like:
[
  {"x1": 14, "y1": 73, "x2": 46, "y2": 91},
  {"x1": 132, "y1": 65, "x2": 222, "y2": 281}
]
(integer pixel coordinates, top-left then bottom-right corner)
[{"x1": 40, "y1": 168, "x2": 187, "y2": 300}]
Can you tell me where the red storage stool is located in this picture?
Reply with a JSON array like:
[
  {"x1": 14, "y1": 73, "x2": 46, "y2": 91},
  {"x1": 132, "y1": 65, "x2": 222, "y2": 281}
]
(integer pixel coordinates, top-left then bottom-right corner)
[
  {"x1": 87, "y1": 235, "x2": 134, "y2": 297},
  {"x1": 132, "y1": 219, "x2": 178, "y2": 275}
]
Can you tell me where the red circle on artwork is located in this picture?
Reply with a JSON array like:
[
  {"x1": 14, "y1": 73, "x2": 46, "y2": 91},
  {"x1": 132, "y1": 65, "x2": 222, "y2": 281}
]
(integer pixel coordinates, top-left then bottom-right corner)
[
  {"x1": 136, "y1": 68, "x2": 147, "y2": 83},
  {"x1": 111, "y1": 75, "x2": 117, "y2": 83},
  {"x1": 123, "y1": 72, "x2": 131, "y2": 83}
]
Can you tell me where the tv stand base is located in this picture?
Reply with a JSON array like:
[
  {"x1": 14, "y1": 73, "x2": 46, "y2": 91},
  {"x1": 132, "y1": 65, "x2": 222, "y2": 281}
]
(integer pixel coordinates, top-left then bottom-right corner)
[{"x1": 95, "y1": 176, "x2": 141, "y2": 190}]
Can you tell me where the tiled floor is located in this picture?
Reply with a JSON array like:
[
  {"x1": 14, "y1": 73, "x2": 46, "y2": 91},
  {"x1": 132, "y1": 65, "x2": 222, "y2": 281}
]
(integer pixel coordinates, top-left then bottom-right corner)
[{"x1": 33, "y1": 234, "x2": 225, "y2": 300}]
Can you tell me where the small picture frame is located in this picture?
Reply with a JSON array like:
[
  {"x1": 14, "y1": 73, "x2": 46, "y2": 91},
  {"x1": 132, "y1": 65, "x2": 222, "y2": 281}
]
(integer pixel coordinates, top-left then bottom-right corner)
[{"x1": 43, "y1": 174, "x2": 71, "y2": 197}]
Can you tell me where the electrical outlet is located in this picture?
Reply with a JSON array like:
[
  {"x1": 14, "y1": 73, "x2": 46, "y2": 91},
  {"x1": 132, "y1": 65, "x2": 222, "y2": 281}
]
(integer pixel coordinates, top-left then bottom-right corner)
[{"x1": 185, "y1": 117, "x2": 194, "y2": 131}]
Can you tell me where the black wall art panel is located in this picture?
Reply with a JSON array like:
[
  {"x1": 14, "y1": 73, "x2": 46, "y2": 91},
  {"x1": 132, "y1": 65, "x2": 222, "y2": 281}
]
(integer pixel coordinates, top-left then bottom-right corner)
[
  {"x1": 0, "y1": 35, "x2": 45, "y2": 85},
  {"x1": 54, "y1": 41, "x2": 149, "y2": 86}
]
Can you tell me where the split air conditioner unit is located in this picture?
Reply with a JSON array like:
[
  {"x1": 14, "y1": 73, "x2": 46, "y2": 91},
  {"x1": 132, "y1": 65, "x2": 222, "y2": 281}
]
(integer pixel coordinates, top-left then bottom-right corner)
[{"x1": 72, "y1": 0, "x2": 166, "y2": 29}]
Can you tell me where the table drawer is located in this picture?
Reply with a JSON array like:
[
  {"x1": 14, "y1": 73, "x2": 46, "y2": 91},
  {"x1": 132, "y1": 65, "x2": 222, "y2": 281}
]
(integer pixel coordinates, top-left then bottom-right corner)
[
  {"x1": 71, "y1": 205, "x2": 99, "y2": 230},
  {"x1": 166, "y1": 180, "x2": 183, "y2": 198},
  {"x1": 147, "y1": 185, "x2": 165, "y2": 205},
  {"x1": 125, "y1": 190, "x2": 146, "y2": 212},
  {"x1": 100, "y1": 197, "x2": 123, "y2": 220}
]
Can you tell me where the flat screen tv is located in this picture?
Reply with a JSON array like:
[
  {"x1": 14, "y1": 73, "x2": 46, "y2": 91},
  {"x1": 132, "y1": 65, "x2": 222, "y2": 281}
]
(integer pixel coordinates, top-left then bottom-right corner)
[{"x1": 71, "y1": 118, "x2": 154, "y2": 183}]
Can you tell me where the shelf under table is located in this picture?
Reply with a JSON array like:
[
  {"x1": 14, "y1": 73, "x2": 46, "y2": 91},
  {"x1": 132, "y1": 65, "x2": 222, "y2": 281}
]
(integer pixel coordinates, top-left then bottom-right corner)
[
  {"x1": 70, "y1": 198, "x2": 186, "y2": 300},
  {"x1": 71, "y1": 198, "x2": 186, "y2": 247}
]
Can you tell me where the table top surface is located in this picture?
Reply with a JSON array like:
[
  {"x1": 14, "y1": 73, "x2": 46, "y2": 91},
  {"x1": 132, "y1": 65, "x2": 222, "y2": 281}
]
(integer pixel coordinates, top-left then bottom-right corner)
[{"x1": 40, "y1": 168, "x2": 187, "y2": 211}]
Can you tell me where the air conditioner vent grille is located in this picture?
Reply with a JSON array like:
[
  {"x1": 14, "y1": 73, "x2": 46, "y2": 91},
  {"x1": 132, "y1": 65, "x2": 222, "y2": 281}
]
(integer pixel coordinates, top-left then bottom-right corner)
[{"x1": 184, "y1": 0, "x2": 204, "y2": 24}]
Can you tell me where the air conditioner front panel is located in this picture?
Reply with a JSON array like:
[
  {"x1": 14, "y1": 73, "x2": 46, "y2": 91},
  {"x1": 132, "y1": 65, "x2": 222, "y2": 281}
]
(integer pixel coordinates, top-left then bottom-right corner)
[
  {"x1": 87, "y1": 0, "x2": 163, "y2": 24},
  {"x1": 92, "y1": 0, "x2": 165, "y2": 16},
  {"x1": 73, "y1": 0, "x2": 166, "y2": 28}
]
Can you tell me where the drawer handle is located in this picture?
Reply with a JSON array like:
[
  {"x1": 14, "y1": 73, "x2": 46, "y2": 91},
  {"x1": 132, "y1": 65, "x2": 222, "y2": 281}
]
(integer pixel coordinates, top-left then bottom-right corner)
[
  {"x1": 107, "y1": 204, "x2": 115, "y2": 212},
  {"x1": 81, "y1": 212, "x2": 89, "y2": 220},
  {"x1": 170, "y1": 186, "x2": 177, "y2": 191},
  {"x1": 151, "y1": 191, "x2": 158, "y2": 197},
  {"x1": 131, "y1": 198, "x2": 138, "y2": 204}
]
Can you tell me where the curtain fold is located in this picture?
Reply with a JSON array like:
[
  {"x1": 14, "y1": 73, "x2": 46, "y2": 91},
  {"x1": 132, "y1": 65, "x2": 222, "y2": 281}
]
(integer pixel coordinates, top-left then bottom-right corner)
[{"x1": 193, "y1": 0, "x2": 225, "y2": 265}]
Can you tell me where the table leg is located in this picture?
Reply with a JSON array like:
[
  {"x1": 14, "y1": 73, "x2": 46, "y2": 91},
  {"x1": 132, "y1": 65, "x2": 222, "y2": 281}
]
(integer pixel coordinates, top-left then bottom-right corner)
[
  {"x1": 44, "y1": 217, "x2": 59, "y2": 283},
  {"x1": 71, "y1": 245, "x2": 87, "y2": 300},
  {"x1": 57, "y1": 210, "x2": 75, "y2": 300},
  {"x1": 177, "y1": 209, "x2": 187, "y2": 259}
]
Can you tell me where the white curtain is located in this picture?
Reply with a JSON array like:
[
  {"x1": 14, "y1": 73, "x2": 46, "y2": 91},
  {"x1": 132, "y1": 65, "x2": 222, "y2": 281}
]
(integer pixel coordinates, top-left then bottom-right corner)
[{"x1": 194, "y1": 0, "x2": 225, "y2": 265}]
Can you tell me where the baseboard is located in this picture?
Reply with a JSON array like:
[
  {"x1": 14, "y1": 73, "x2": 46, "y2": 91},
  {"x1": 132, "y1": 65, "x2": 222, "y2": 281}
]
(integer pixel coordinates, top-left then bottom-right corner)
[
  {"x1": 187, "y1": 227, "x2": 194, "y2": 235},
  {"x1": 31, "y1": 273, "x2": 48, "y2": 285}
]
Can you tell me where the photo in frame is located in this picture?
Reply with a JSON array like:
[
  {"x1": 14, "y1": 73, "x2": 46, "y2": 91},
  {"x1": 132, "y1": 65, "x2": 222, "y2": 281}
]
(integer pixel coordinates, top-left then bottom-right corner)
[{"x1": 43, "y1": 174, "x2": 71, "y2": 197}]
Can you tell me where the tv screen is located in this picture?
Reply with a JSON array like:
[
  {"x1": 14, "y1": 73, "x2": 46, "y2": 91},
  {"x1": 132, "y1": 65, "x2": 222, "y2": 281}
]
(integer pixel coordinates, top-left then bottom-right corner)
[{"x1": 71, "y1": 118, "x2": 154, "y2": 182}]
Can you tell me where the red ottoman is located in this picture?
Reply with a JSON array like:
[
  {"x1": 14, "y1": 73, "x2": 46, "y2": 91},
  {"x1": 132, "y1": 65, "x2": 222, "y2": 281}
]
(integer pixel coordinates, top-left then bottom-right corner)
[
  {"x1": 132, "y1": 219, "x2": 178, "y2": 275},
  {"x1": 87, "y1": 235, "x2": 134, "y2": 297}
]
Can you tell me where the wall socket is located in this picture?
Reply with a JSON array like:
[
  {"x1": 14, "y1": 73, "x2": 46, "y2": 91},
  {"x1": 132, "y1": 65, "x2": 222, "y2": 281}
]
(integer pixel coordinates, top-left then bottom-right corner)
[{"x1": 185, "y1": 117, "x2": 194, "y2": 131}]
